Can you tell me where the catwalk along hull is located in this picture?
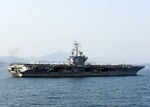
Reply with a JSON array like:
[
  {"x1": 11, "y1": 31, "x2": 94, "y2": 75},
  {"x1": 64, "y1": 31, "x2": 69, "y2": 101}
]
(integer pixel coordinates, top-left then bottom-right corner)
[{"x1": 8, "y1": 64, "x2": 144, "y2": 77}]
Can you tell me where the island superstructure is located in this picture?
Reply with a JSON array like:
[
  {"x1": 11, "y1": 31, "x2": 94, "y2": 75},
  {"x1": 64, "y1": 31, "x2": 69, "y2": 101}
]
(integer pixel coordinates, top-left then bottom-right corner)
[{"x1": 8, "y1": 41, "x2": 144, "y2": 77}]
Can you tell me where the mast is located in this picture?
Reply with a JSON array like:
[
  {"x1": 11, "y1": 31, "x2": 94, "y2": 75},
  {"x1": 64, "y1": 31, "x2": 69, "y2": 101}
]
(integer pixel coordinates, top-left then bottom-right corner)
[{"x1": 74, "y1": 41, "x2": 80, "y2": 56}]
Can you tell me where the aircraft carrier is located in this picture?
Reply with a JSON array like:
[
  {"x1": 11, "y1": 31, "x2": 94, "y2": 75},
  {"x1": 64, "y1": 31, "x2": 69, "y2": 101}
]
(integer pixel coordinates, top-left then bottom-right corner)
[{"x1": 8, "y1": 41, "x2": 144, "y2": 77}]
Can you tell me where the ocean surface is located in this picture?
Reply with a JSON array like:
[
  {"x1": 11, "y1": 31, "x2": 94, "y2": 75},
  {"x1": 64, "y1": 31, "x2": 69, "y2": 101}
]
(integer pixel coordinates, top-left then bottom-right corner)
[{"x1": 0, "y1": 66, "x2": 150, "y2": 107}]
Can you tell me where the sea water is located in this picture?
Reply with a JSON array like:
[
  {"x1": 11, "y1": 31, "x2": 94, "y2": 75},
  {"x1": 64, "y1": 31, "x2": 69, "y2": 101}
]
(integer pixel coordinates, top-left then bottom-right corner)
[{"x1": 0, "y1": 66, "x2": 150, "y2": 107}]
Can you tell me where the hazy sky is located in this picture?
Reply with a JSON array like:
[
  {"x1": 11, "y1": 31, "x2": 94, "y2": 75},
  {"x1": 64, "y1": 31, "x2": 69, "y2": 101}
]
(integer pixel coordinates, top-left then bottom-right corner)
[{"x1": 0, "y1": 0, "x2": 150, "y2": 58}]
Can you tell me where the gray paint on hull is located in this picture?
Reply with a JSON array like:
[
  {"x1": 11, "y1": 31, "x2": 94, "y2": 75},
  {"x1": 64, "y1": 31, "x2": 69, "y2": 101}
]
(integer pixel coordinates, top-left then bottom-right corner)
[{"x1": 17, "y1": 70, "x2": 139, "y2": 77}]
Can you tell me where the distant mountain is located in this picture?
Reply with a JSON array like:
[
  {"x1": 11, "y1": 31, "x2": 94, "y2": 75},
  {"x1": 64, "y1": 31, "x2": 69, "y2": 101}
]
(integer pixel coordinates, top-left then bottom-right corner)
[
  {"x1": 24, "y1": 57, "x2": 38, "y2": 62},
  {"x1": 88, "y1": 57, "x2": 124, "y2": 64},
  {"x1": 0, "y1": 56, "x2": 29, "y2": 64},
  {"x1": 88, "y1": 57, "x2": 150, "y2": 65},
  {"x1": 38, "y1": 51, "x2": 69, "y2": 62},
  {"x1": 0, "y1": 51, "x2": 69, "y2": 64},
  {"x1": 0, "y1": 51, "x2": 150, "y2": 66}
]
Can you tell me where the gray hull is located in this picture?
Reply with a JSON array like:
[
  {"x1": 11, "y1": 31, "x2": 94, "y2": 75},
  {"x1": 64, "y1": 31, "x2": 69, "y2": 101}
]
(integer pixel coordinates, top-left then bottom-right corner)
[
  {"x1": 9, "y1": 64, "x2": 144, "y2": 77},
  {"x1": 21, "y1": 71, "x2": 138, "y2": 77}
]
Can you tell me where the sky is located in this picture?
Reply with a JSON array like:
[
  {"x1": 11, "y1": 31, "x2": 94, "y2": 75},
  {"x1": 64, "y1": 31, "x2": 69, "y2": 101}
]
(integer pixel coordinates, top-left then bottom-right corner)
[{"x1": 0, "y1": 0, "x2": 150, "y2": 59}]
